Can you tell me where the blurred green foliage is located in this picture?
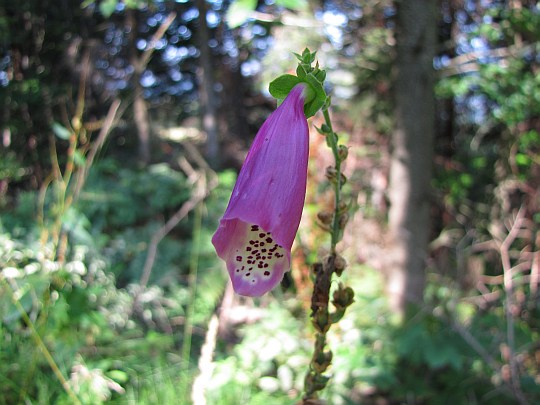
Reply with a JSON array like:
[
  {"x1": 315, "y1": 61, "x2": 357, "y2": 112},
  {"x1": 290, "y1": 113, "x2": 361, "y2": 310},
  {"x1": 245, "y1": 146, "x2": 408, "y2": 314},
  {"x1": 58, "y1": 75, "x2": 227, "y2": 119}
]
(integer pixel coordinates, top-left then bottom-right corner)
[{"x1": 1, "y1": 0, "x2": 539, "y2": 404}]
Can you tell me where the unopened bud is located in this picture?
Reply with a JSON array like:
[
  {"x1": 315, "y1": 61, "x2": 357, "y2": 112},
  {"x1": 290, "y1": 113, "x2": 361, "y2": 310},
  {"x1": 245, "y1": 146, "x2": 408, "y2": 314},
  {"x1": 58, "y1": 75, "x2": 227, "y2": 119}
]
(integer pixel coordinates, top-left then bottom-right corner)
[
  {"x1": 332, "y1": 284, "x2": 355, "y2": 309},
  {"x1": 334, "y1": 255, "x2": 347, "y2": 276},
  {"x1": 313, "y1": 308, "x2": 330, "y2": 333},
  {"x1": 317, "y1": 211, "x2": 333, "y2": 225},
  {"x1": 337, "y1": 145, "x2": 348, "y2": 161},
  {"x1": 338, "y1": 172, "x2": 347, "y2": 186},
  {"x1": 325, "y1": 166, "x2": 338, "y2": 182},
  {"x1": 338, "y1": 212, "x2": 349, "y2": 229},
  {"x1": 313, "y1": 350, "x2": 333, "y2": 373}
]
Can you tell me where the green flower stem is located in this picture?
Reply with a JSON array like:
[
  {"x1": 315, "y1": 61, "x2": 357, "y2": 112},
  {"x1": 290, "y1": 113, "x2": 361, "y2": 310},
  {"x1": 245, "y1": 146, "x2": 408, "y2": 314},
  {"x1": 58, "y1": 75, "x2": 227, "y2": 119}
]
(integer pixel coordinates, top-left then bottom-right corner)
[
  {"x1": 303, "y1": 105, "x2": 348, "y2": 402},
  {"x1": 322, "y1": 107, "x2": 342, "y2": 254}
]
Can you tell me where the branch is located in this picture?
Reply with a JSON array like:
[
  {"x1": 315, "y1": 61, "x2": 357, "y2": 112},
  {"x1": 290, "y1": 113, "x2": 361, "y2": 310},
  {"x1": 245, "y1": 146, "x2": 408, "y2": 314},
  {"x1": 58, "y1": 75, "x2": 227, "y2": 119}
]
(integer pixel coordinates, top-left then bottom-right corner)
[
  {"x1": 498, "y1": 207, "x2": 529, "y2": 405},
  {"x1": 133, "y1": 144, "x2": 217, "y2": 310},
  {"x1": 71, "y1": 98, "x2": 122, "y2": 205},
  {"x1": 139, "y1": 12, "x2": 177, "y2": 69}
]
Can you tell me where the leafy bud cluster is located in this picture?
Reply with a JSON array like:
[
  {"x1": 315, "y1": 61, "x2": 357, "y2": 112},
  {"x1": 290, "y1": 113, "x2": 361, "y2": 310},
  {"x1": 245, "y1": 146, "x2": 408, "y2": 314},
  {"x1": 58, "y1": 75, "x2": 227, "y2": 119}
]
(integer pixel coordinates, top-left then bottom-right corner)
[{"x1": 269, "y1": 48, "x2": 328, "y2": 118}]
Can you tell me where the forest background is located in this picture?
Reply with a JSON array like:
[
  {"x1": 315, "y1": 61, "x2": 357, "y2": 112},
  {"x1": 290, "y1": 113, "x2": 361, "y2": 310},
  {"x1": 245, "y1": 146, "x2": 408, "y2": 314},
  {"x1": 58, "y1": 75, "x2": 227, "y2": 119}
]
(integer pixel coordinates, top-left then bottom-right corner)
[{"x1": 0, "y1": 0, "x2": 539, "y2": 404}]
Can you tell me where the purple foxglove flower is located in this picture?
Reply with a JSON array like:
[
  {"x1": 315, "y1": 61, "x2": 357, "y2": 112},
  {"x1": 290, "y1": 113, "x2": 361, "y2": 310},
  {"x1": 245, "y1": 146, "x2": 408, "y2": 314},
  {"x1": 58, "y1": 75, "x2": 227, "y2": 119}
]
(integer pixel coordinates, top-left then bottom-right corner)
[{"x1": 212, "y1": 84, "x2": 309, "y2": 297}]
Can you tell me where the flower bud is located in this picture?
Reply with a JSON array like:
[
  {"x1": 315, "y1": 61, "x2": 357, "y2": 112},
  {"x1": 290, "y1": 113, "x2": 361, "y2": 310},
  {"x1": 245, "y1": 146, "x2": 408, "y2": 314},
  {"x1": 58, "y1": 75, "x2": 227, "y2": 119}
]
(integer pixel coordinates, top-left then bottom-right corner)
[
  {"x1": 325, "y1": 166, "x2": 338, "y2": 182},
  {"x1": 317, "y1": 211, "x2": 333, "y2": 225},
  {"x1": 333, "y1": 255, "x2": 347, "y2": 276},
  {"x1": 337, "y1": 145, "x2": 348, "y2": 161},
  {"x1": 338, "y1": 212, "x2": 349, "y2": 229},
  {"x1": 313, "y1": 350, "x2": 333, "y2": 373},
  {"x1": 312, "y1": 308, "x2": 330, "y2": 333},
  {"x1": 332, "y1": 284, "x2": 355, "y2": 309}
]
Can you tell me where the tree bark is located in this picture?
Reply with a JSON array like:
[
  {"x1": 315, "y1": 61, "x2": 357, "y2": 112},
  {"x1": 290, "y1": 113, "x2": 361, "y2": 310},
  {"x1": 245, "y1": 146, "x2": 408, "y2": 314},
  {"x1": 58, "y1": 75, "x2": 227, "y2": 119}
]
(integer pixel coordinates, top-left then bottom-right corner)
[
  {"x1": 387, "y1": 0, "x2": 437, "y2": 315},
  {"x1": 127, "y1": 9, "x2": 151, "y2": 165},
  {"x1": 196, "y1": 0, "x2": 219, "y2": 168}
]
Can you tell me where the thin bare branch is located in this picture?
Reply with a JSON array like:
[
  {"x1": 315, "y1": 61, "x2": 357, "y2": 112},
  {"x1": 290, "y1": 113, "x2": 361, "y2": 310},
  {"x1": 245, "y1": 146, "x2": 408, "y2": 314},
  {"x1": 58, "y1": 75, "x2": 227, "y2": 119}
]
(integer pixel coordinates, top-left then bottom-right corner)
[{"x1": 140, "y1": 12, "x2": 177, "y2": 69}]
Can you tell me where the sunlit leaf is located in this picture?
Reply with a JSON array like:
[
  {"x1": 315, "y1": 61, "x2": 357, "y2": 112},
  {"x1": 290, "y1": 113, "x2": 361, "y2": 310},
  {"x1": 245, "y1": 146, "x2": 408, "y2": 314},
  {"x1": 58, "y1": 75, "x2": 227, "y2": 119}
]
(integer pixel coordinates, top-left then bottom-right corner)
[
  {"x1": 52, "y1": 122, "x2": 71, "y2": 140},
  {"x1": 99, "y1": 0, "x2": 118, "y2": 18},
  {"x1": 225, "y1": 0, "x2": 257, "y2": 28},
  {"x1": 275, "y1": 0, "x2": 307, "y2": 11},
  {"x1": 268, "y1": 74, "x2": 301, "y2": 100}
]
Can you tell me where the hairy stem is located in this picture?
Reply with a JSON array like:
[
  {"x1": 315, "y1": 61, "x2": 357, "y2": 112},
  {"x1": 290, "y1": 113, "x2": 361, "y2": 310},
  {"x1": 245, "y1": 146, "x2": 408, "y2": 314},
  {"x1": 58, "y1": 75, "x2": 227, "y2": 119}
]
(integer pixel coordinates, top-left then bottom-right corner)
[{"x1": 323, "y1": 108, "x2": 342, "y2": 253}]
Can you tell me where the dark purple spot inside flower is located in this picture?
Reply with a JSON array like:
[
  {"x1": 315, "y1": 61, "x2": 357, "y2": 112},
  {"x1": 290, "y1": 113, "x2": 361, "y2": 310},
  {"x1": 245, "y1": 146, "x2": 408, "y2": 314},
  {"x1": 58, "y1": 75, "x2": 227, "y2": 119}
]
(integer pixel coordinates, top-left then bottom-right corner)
[
  {"x1": 246, "y1": 247, "x2": 252, "y2": 251},
  {"x1": 264, "y1": 271, "x2": 270, "y2": 276},
  {"x1": 251, "y1": 225, "x2": 259, "y2": 231},
  {"x1": 259, "y1": 233, "x2": 265, "y2": 238},
  {"x1": 266, "y1": 237, "x2": 273, "y2": 243},
  {"x1": 236, "y1": 256, "x2": 242, "y2": 262}
]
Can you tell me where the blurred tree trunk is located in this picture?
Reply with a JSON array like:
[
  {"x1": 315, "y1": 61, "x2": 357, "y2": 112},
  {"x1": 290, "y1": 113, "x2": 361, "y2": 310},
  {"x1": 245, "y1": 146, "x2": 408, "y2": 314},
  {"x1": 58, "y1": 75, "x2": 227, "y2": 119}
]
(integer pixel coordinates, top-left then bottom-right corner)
[
  {"x1": 196, "y1": 0, "x2": 219, "y2": 168},
  {"x1": 387, "y1": 0, "x2": 437, "y2": 316},
  {"x1": 127, "y1": 9, "x2": 151, "y2": 165}
]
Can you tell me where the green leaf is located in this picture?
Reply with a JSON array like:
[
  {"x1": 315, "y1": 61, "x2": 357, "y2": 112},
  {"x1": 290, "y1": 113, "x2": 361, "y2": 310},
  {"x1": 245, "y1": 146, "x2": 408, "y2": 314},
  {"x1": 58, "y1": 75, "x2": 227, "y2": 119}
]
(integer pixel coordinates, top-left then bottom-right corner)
[
  {"x1": 226, "y1": 0, "x2": 257, "y2": 28},
  {"x1": 99, "y1": 0, "x2": 118, "y2": 18},
  {"x1": 274, "y1": 0, "x2": 307, "y2": 11},
  {"x1": 269, "y1": 73, "x2": 326, "y2": 118},
  {"x1": 52, "y1": 122, "x2": 71, "y2": 140},
  {"x1": 268, "y1": 74, "x2": 302, "y2": 100},
  {"x1": 515, "y1": 153, "x2": 530, "y2": 166},
  {"x1": 107, "y1": 370, "x2": 129, "y2": 384},
  {"x1": 303, "y1": 73, "x2": 326, "y2": 118}
]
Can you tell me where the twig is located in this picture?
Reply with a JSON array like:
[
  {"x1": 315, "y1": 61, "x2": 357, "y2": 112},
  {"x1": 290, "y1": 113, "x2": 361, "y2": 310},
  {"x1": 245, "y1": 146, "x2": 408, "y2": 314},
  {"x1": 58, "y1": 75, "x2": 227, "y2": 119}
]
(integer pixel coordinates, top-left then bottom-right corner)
[
  {"x1": 181, "y1": 202, "x2": 203, "y2": 384},
  {"x1": 138, "y1": 173, "x2": 205, "y2": 292},
  {"x1": 531, "y1": 251, "x2": 539, "y2": 298},
  {"x1": 191, "y1": 314, "x2": 219, "y2": 405},
  {"x1": 497, "y1": 207, "x2": 529, "y2": 405},
  {"x1": 140, "y1": 12, "x2": 177, "y2": 68},
  {"x1": 133, "y1": 144, "x2": 217, "y2": 310},
  {"x1": 451, "y1": 317, "x2": 500, "y2": 374},
  {"x1": 71, "y1": 98, "x2": 122, "y2": 205}
]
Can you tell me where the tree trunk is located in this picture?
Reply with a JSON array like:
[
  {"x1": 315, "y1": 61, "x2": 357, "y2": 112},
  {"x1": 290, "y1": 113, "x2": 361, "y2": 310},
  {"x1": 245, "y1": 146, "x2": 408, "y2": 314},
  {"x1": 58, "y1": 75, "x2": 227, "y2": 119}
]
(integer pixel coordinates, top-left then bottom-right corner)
[
  {"x1": 127, "y1": 9, "x2": 151, "y2": 165},
  {"x1": 196, "y1": 0, "x2": 219, "y2": 168},
  {"x1": 387, "y1": 0, "x2": 437, "y2": 316}
]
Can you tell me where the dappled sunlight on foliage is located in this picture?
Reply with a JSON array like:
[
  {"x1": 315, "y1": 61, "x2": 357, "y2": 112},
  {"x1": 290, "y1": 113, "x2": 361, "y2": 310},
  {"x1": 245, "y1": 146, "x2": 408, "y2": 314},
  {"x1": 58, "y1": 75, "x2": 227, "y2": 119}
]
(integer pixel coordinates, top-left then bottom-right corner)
[{"x1": 1, "y1": 0, "x2": 539, "y2": 403}]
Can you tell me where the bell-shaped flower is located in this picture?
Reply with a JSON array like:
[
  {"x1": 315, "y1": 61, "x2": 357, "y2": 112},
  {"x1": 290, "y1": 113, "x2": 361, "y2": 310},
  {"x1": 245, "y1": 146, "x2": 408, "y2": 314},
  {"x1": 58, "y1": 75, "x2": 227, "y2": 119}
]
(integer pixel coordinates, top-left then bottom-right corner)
[{"x1": 212, "y1": 84, "x2": 309, "y2": 296}]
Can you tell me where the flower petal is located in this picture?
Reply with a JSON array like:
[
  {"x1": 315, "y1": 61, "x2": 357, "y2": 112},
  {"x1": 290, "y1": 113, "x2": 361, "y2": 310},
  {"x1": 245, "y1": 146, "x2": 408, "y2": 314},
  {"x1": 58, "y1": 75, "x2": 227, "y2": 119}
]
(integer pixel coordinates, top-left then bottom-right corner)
[{"x1": 212, "y1": 84, "x2": 309, "y2": 296}]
